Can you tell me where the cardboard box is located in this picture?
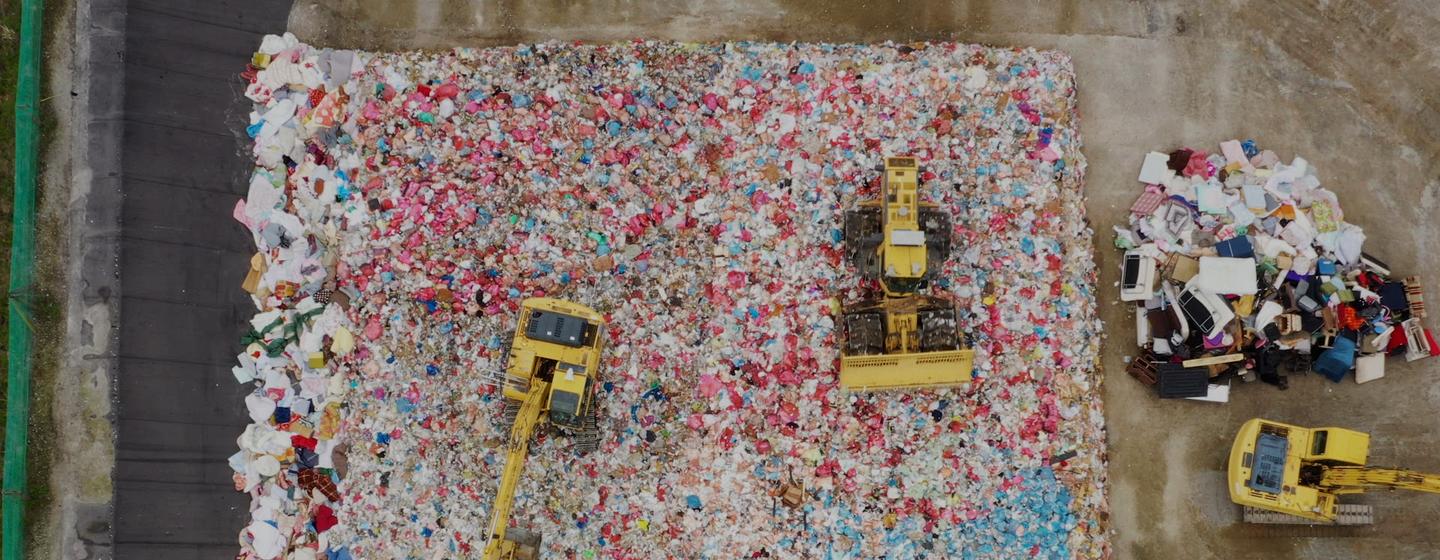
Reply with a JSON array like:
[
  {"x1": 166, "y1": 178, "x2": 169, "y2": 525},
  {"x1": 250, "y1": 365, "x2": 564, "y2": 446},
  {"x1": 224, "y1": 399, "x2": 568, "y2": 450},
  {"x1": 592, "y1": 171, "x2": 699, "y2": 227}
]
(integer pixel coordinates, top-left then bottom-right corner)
[
  {"x1": 1166, "y1": 254, "x2": 1200, "y2": 283},
  {"x1": 241, "y1": 252, "x2": 267, "y2": 294}
]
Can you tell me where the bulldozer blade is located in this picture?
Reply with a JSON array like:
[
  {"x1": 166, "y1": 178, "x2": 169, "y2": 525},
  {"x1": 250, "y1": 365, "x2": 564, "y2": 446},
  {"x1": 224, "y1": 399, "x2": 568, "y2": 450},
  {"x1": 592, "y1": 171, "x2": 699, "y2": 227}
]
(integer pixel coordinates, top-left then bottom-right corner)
[
  {"x1": 839, "y1": 348, "x2": 974, "y2": 392},
  {"x1": 844, "y1": 207, "x2": 883, "y2": 281}
]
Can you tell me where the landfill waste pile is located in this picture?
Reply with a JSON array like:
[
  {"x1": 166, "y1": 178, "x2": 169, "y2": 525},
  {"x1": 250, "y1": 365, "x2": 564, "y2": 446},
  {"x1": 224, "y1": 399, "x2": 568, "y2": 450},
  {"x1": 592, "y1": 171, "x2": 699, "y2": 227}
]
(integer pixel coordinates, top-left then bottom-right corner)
[
  {"x1": 232, "y1": 34, "x2": 1108, "y2": 559},
  {"x1": 1115, "y1": 141, "x2": 1438, "y2": 401}
]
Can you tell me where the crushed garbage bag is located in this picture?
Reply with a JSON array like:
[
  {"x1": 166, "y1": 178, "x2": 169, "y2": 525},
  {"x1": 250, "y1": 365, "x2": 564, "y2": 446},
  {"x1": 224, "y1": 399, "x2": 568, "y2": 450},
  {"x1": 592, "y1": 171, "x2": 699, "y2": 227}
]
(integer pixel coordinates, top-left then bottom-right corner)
[{"x1": 230, "y1": 36, "x2": 1111, "y2": 559}]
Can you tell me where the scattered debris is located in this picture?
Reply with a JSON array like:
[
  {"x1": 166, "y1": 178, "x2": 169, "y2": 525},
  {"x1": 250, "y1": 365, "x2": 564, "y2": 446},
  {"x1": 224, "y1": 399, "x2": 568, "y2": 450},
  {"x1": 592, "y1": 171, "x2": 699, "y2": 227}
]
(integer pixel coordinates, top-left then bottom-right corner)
[
  {"x1": 1115, "y1": 141, "x2": 1438, "y2": 400},
  {"x1": 233, "y1": 35, "x2": 1111, "y2": 559}
]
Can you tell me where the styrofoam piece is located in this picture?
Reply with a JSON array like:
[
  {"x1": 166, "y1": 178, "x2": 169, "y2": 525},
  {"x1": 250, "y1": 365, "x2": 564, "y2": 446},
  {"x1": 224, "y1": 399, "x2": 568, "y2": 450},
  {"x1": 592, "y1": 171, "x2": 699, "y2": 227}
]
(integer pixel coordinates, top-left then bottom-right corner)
[
  {"x1": 1136, "y1": 306, "x2": 1150, "y2": 347},
  {"x1": 1185, "y1": 382, "x2": 1231, "y2": 403},
  {"x1": 1354, "y1": 354, "x2": 1385, "y2": 384},
  {"x1": 1220, "y1": 140, "x2": 1248, "y2": 166},
  {"x1": 1195, "y1": 256, "x2": 1258, "y2": 295},
  {"x1": 1139, "y1": 151, "x2": 1173, "y2": 184}
]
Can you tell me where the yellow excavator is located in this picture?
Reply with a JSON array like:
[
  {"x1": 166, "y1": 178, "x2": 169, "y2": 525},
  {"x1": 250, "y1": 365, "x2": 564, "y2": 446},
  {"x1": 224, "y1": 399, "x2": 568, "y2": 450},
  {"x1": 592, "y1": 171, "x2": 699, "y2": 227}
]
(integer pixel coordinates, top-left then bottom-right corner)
[
  {"x1": 1229, "y1": 418, "x2": 1440, "y2": 525},
  {"x1": 483, "y1": 298, "x2": 606, "y2": 559},
  {"x1": 838, "y1": 156, "x2": 975, "y2": 391}
]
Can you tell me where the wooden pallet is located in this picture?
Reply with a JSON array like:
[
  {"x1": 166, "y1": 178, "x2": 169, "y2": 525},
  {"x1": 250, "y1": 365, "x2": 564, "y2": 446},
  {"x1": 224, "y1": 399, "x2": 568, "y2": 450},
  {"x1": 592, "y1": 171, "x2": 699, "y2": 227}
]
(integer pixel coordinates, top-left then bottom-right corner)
[
  {"x1": 1127, "y1": 349, "x2": 1159, "y2": 386},
  {"x1": 1404, "y1": 276, "x2": 1426, "y2": 318},
  {"x1": 1243, "y1": 504, "x2": 1373, "y2": 525}
]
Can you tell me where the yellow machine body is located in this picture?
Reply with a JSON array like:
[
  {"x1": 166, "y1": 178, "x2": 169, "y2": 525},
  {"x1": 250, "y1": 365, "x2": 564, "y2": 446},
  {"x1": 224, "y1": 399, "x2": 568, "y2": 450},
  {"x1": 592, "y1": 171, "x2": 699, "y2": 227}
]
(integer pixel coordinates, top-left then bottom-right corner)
[
  {"x1": 501, "y1": 297, "x2": 604, "y2": 425},
  {"x1": 839, "y1": 349, "x2": 975, "y2": 391},
  {"x1": 1228, "y1": 418, "x2": 1440, "y2": 523},
  {"x1": 874, "y1": 156, "x2": 930, "y2": 297},
  {"x1": 838, "y1": 156, "x2": 973, "y2": 392},
  {"x1": 484, "y1": 298, "x2": 606, "y2": 560}
]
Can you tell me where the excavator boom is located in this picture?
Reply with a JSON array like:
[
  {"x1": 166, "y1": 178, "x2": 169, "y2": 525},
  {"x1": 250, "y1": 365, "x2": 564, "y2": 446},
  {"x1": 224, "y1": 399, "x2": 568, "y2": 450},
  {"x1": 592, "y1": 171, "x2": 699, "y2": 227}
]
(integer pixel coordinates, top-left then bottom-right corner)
[
  {"x1": 483, "y1": 380, "x2": 548, "y2": 560},
  {"x1": 1321, "y1": 466, "x2": 1440, "y2": 496},
  {"x1": 480, "y1": 298, "x2": 606, "y2": 559}
]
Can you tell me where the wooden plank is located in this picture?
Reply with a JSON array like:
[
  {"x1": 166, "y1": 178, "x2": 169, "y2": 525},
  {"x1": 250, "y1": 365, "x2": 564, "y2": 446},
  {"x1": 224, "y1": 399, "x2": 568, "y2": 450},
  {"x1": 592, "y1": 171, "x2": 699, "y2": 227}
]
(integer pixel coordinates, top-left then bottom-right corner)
[{"x1": 1182, "y1": 353, "x2": 1245, "y2": 368}]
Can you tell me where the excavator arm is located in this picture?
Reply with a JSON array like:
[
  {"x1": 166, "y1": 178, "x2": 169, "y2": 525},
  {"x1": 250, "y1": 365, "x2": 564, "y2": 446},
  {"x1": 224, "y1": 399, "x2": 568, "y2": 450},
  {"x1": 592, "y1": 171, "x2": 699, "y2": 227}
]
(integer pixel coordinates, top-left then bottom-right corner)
[
  {"x1": 1321, "y1": 466, "x2": 1440, "y2": 496},
  {"x1": 482, "y1": 380, "x2": 549, "y2": 560}
]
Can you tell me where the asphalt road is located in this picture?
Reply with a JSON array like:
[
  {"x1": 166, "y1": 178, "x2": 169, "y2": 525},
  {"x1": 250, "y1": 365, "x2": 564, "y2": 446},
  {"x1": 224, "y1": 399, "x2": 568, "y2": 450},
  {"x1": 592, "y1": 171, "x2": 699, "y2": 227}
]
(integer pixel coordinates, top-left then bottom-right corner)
[{"x1": 115, "y1": 1, "x2": 293, "y2": 557}]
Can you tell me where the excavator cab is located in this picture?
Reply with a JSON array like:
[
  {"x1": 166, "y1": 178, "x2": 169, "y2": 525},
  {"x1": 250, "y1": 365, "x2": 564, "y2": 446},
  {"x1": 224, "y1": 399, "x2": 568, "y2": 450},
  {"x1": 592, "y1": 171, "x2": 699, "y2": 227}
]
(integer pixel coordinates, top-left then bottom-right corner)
[
  {"x1": 547, "y1": 366, "x2": 592, "y2": 429},
  {"x1": 1304, "y1": 427, "x2": 1369, "y2": 466},
  {"x1": 839, "y1": 156, "x2": 974, "y2": 391}
]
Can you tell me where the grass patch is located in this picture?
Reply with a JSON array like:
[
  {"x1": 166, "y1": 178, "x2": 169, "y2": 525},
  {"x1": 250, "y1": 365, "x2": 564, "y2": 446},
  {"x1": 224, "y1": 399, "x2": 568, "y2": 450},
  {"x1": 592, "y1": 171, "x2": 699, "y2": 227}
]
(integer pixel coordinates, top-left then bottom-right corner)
[
  {"x1": 0, "y1": 4, "x2": 28, "y2": 514},
  {"x1": 0, "y1": 0, "x2": 67, "y2": 552},
  {"x1": 1, "y1": 0, "x2": 20, "y2": 268}
]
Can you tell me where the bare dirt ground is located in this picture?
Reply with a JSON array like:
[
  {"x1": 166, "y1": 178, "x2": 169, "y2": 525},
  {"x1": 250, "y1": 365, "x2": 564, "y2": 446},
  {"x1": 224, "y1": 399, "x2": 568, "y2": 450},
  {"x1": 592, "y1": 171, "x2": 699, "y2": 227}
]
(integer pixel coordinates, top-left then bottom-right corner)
[{"x1": 280, "y1": 1, "x2": 1440, "y2": 558}]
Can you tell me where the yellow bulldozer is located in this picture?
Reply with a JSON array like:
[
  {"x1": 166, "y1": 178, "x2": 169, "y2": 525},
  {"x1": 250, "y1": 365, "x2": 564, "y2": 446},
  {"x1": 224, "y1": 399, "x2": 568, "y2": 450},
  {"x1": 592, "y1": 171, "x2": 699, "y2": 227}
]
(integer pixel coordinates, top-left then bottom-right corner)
[
  {"x1": 838, "y1": 156, "x2": 975, "y2": 391},
  {"x1": 1229, "y1": 418, "x2": 1440, "y2": 525},
  {"x1": 483, "y1": 298, "x2": 606, "y2": 559}
]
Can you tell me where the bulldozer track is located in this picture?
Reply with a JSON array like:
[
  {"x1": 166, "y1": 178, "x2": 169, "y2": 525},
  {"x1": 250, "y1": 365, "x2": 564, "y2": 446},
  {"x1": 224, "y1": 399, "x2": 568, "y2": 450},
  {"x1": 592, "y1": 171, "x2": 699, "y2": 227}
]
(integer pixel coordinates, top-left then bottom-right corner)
[
  {"x1": 1234, "y1": 505, "x2": 1375, "y2": 537},
  {"x1": 1230, "y1": 523, "x2": 1376, "y2": 538},
  {"x1": 574, "y1": 402, "x2": 600, "y2": 454}
]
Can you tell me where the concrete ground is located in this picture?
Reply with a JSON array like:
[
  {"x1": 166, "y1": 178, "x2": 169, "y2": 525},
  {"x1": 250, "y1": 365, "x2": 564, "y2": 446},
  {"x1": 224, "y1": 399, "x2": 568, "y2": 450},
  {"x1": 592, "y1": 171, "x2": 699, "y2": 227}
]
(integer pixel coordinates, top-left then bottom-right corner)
[
  {"x1": 285, "y1": 1, "x2": 1440, "y2": 559},
  {"x1": 37, "y1": 0, "x2": 119, "y2": 557},
  {"x1": 47, "y1": 0, "x2": 294, "y2": 558}
]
